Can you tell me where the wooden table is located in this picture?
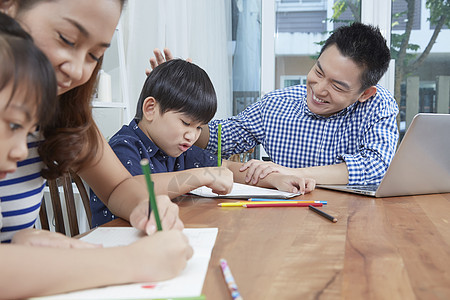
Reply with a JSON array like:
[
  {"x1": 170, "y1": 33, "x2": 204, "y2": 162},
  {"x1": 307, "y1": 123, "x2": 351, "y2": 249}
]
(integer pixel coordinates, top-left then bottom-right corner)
[{"x1": 108, "y1": 189, "x2": 450, "y2": 299}]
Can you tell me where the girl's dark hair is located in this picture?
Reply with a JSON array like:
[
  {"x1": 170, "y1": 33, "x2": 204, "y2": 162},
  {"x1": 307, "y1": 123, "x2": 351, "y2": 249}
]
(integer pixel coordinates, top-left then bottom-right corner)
[
  {"x1": 320, "y1": 22, "x2": 391, "y2": 91},
  {"x1": 11, "y1": 0, "x2": 127, "y2": 12},
  {"x1": 0, "y1": 12, "x2": 57, "y2": 133},
  {"x1": 8, "y1": 0, "x2": 128, "y2": 179},
  {"x1": 135, "y1": 59, "x2": 217, "y2": 124}
]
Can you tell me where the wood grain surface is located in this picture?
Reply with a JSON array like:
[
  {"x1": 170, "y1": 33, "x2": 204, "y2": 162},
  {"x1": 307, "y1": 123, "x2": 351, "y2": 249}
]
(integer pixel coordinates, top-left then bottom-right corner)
[{"x1": 106, "y1": 189, "x2": 450, "y2": 300}]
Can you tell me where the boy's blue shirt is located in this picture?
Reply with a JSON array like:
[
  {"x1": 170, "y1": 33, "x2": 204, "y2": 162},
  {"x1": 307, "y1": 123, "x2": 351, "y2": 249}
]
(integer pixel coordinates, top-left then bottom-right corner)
[{"x1": 90, "y1": 119, "x2": 217, "y2": 227}]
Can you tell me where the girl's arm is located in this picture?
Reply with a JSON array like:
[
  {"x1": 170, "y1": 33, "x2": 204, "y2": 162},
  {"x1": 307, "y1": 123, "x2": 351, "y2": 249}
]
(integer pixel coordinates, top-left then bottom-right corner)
[{"x1": 1, "y1": 230, "x2": 193, "y2": 299}]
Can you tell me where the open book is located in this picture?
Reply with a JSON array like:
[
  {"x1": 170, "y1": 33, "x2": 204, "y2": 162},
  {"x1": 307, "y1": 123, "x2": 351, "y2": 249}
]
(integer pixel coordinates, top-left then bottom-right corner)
[{"x1": 190, "y1": 182, "x2": 300, "y2": 199}]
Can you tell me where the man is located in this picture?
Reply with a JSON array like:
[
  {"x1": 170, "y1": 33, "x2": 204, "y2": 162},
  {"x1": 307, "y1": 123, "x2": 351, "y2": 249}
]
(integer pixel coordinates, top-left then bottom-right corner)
[{"x1": 195, "y1": 22, "x2": 399, "y2": 185}]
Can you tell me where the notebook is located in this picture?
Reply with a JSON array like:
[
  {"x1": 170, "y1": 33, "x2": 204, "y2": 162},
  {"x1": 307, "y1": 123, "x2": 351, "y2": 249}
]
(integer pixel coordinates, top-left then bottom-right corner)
[
  {"x1": 318, "y1": 113, "x2": 450, "y2": 197},
  {"x1": 190, "y1": 182, "x2": 300, "y2": 199},
  {"x1": 31, "y1": 227, "x2": 217, "y2": 299}
]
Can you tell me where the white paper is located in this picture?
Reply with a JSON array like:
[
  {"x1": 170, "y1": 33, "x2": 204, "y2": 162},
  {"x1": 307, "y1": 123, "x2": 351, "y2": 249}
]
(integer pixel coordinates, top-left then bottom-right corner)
[
  {"x1": 32, "y1": 227, "x2": 217, "y2": 299},
  {"x1": 190, "y1": 182, "x2": 300, "y2": 199}
]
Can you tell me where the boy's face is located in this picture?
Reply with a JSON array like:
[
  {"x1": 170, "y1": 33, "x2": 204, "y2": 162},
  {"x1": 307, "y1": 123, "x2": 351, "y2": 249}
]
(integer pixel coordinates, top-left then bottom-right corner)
[
  {"x1": 140, "y1": 102, "x2": 204, "y2": 157},
  {"x1": 306, "y1": 44, "x2": 373, "y2": 117},
  {"x1": 0, "y1": 83, "x2": 38, "y2": 179}
]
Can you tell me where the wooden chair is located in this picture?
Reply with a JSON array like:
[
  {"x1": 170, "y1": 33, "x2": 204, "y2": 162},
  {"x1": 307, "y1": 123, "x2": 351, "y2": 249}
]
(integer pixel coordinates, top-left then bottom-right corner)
[
  {"x1": 228, "y1": 147, "x2": 256, "y2": 163},
  {"x1": 39, "y1": 170, "x2": 92, "y2": 237}
]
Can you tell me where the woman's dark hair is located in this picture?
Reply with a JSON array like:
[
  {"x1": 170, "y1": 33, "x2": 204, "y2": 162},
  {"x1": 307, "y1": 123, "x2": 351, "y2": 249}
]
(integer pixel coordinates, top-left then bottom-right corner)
[
  {"x1": 8, "y1": 0, "x2": 128, "y2": 179},
  {"x1": 320, "y1": 22, "x2": 391, "y2": 91},
  {"x1": 135, "y1": 59, "x2": 217, "y2": 124},
  {"x1": 0, "y1": 12, "x2": 57, "y2": 133}
]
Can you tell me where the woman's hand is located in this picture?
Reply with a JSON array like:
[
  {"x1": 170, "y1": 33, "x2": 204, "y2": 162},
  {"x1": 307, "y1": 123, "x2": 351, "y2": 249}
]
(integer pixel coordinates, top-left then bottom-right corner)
[{"x1": 130, "y1": 195, "x2": 184, "y2": 235}]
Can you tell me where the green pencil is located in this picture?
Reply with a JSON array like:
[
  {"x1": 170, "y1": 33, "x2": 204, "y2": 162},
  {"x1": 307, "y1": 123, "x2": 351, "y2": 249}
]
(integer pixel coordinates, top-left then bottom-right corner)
[
  {"x1": 218, "y1": 123, "x2": 222, "y2": 167},
  {"x1": 140, "y1": 159, "x2": 162, "y2": 231}
]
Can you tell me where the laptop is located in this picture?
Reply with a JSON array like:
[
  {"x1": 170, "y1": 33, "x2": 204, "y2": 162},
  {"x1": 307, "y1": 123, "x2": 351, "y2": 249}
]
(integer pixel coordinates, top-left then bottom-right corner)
[{"x1": 318, "y1": 113, "x2": 450, "y2": 197}]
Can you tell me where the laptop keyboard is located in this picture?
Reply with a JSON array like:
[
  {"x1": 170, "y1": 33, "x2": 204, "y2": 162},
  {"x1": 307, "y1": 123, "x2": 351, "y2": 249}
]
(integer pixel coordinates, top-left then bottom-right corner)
[{"x1": 347, "y1": 185, "x2": 379, "y2": 192}]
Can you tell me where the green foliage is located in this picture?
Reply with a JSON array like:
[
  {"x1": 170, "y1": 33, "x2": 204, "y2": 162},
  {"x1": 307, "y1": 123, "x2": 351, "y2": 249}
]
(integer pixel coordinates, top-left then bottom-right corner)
[
  {"x1": 390, "y1": 34, "x2": 418, "y2": 67},
  {"x1": 332, "y1": 0, "x2": 348, "y2": 19},
  {"x1": 320, "y1": 0, "x2": 446, "y2": 75},
  {"x1": 427, "y1": 0, "x2": 450, "y2": 26}
]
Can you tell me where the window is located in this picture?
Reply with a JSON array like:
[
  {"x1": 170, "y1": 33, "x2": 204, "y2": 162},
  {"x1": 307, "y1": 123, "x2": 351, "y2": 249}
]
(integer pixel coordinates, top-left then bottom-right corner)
[
  {"x1": 390, "y1": 0, "x2": 450, "y2": 137},
  {"x1": 274, "y1": 0, "x2": 360, "y2": 90}
]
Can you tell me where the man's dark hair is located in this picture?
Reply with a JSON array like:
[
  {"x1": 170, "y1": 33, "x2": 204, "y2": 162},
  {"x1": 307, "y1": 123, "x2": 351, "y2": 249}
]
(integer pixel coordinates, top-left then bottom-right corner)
[
  {"x1": 320, "y1": 22, "x2": 390, "y2": 91},
  {"x1": 135, "y1": 59, "x2": 217, "y2": 124}
]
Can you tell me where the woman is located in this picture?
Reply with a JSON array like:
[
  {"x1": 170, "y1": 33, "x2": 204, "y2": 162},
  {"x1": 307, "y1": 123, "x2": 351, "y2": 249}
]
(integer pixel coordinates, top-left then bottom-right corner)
[
  {"x1": 0, "y1": 0, "x2": 183, "y2": 240},
  {"x1": 0, "y1": 2, "x2": 192, "y2": 298}
]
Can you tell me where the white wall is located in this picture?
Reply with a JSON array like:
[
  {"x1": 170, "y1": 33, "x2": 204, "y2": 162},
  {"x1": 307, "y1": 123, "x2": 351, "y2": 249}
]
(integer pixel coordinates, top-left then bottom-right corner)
[{"x1": 122, "y1": 0, "x2": 233, "y2": 121}]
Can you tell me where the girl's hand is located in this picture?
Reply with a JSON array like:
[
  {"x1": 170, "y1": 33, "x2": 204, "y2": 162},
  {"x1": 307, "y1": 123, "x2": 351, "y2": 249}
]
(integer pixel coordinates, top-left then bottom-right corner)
[
  {"x1": 11, "y1": 228, "x2": 101, "y2": 249},
  {"x1": 128, "y1": 230, "x2": 193, "y2": 282}
]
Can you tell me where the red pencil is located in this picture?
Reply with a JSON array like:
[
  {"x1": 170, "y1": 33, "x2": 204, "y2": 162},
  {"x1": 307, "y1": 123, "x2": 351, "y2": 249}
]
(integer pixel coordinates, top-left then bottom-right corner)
[{"x1": 243, "y1": 203, "x2": 323, "y2": 208}]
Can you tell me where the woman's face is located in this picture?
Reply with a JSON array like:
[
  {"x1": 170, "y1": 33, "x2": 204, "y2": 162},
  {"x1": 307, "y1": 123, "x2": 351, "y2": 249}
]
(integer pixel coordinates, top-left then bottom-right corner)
[{"x1": 14, "y1": 0, "x2": 121, "y2": 95}]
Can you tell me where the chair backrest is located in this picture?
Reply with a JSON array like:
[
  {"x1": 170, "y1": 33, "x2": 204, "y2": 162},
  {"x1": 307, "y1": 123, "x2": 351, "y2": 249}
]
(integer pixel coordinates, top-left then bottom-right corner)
[
  {"x1": 39, "y1": 170, "x2": 92, "y2": 237},
  {"x1": 228, "y1": 147, "x2": 256, "y2": 163}
]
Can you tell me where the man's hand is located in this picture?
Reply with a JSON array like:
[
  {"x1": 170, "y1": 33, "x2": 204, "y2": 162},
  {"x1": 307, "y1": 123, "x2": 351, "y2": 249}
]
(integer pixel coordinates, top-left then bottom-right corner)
[
  {"x1": 145, "y1": 48, "x2": 192, "y2": 75},
  {"x1": 240, "y1": 159, "x2": 295, "y2": 184},
  {"x1": 271, "y1": 174, "x2": 316, "y2": 194}
]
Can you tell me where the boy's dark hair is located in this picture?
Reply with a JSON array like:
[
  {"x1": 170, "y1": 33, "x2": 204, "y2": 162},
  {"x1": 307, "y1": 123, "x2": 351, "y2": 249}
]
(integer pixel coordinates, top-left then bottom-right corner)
[
  {"x1": 135, "y1": 59, "x2": 217, "y2": 124},
  {"x1": 320, "y1": 22, "x2": 390, "y2": 91},
  {"x1": 0, "y1": 12, "x2": 57, "y2": 131}
]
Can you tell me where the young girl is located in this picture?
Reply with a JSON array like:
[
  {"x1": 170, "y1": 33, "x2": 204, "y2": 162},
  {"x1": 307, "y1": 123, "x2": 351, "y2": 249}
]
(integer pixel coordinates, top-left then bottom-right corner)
[
  {"x1": 0, "y1": 13, "x2": 193, "y2": 299},
  {"x1": 0, "y1": 0, "x2": 183, "y2": 238}
]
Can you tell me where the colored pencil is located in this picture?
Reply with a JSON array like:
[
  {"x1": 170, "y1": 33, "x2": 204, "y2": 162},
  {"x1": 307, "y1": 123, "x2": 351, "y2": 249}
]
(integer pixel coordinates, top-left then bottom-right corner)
[
  {"x1": 243, "y1": 203, "x2": 323, "y2": 208},
  {"x1": 308, "y1": 205, "x2": 337, "y2": 223},
  {"x1": 218, "y1": 201, "x2": 325, "y2": 207},
  {"x1": 220, "y1": 258, "x2": 243, "y2": 300},
  {"x1": 248, "y1": 198, "x2": 327, "y2": 204},
  {"x1": 140, "y1": 159, "x2": 162, "y2": 230},
  {"x1": 152, "y1": 296, "x2": 206, "y2": 300},
  {"x1": 217, "y1": 123, "x2": 222, "y2": 167}
]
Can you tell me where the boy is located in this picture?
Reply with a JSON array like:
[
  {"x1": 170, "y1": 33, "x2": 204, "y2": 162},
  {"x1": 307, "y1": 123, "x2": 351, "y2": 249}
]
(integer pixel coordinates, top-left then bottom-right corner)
[{"x1": 91, "y1": 59, "x2": 315, "y2": 227}]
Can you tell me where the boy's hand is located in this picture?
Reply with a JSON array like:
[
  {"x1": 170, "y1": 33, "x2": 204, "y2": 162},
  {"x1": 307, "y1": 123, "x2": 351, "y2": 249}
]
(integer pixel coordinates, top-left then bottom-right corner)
[
  {"x1": 145, "y1": 48, "x2": 192, "y2": 75},
  {"x1": 240, "y1": 159, "x2": 294, "y2": 184},
  {"x1": 11, "y1": 228, "x2": 101, "y2": 249},
  {"x1": 130, "y1": 195, "x2": 184, "y2": 235},
  {"x1": 204, "y1": 167, "x2": 233, "y2": 195},
  {"x1": 271, "y1": 174, "x2": 316, "y2": 194}
]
